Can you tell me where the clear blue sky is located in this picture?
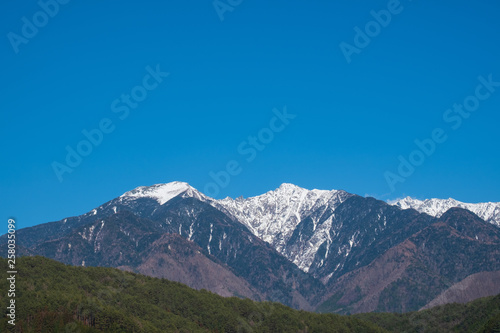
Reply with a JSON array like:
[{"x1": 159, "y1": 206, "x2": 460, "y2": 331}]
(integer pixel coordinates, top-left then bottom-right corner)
[{"x1": 2, "y1": 0, "x2": 500, "y2": 231}]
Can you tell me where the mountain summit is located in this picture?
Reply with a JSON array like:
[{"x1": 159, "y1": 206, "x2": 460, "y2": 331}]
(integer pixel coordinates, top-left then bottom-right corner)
[
  {"x1": 213, "y1": 183, "x2": 353, "y2": 271},
  {"x1": 120, "y1": 181, "x2": 208, "y2": 205}
]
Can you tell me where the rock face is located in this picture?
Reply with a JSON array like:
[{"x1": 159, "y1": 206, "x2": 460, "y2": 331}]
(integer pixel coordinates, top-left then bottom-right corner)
[{"x1": 2, "y1": 181, "x2": 499, "y2": 313}]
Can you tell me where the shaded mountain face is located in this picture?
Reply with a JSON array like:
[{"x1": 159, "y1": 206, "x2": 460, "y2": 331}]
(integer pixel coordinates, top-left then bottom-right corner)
[
  {"x1": 2, "y1": 181, "x2": 499, "y2": 313},
  {"x1": 307, "y1": 196, "x2": 436, "y2": 283},
  {"x1": 316, "y1": 208, "x2": 500, "y2": 314},
  {"x1": 29, "y1": 210, "x2": 261, "y2": 300}
]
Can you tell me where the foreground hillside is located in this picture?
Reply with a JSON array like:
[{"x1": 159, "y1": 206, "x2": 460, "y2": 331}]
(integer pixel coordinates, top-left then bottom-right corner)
[
  {"x1": 356, "y1": 294, "x2": 500, "y2": 333},
  {"x1": 1, "y1": 257, "x2": 499, "y2": 332},
  {"x1": 0, "y1": 257, "x2": 384, "y2": 332}
]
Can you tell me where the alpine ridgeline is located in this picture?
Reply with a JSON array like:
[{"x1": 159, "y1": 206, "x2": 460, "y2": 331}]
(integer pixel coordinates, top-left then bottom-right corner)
[{"x1": 2, "y1": 181, "x2": 499, "y2": 313}]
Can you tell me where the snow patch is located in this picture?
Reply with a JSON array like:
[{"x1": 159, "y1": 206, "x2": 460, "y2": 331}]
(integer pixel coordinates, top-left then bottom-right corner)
[
  {"x1": 188, "y1": 222, "x2": 194, "y2": 241},
  {"x1": 120, "y1": 181, "x2": 207, "y2": 205},
  {"x1": 208, "y1": 223, "x2": 213, "y2": 254}
]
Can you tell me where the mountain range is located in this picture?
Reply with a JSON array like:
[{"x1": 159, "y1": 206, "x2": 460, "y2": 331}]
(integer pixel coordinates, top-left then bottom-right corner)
[
  {"x1": 2, "y1": 181, "x2": 500, "y2": 314},
  {"x1": 391, "y1": 196, "x2": 500, "y2": 227}
]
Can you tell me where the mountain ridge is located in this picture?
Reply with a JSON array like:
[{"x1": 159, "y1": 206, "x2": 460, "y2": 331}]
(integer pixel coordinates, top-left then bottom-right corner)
[
  {"x1": 390, "y1": 196, "x2": 500, "y2": 227},
  {"x1": 2, "y1": 181, "x2": 499, "y2": 314}
]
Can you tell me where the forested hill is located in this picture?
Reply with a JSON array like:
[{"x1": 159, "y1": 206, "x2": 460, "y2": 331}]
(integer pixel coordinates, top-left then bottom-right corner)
[
  {"x1": 0, "y1": 256, "x2": 384, "y2": 332},
  {"x1": 1, "y1": 256, "x2": 499, "y2": 332},
  {"x1": 356, "y1": 295, "x2": 500, "y2": 333}
]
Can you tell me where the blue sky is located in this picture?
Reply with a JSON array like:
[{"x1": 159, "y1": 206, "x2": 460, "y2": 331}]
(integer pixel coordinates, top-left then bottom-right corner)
[{"x1": 1, "y1": 0, "x2": 500, "y2": 231}]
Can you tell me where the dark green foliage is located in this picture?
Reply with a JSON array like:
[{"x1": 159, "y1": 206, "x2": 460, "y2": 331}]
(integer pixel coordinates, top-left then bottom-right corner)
[
  {"x1": 0, "y1": 257, "x2": 385, "y2": 332},
  {"x1": 477, "y1": 311, "x2": 500, "y2": 333},
  {"x1": 316, "y1": 292, "x2": 345, "y2": 313},
  {"x1": 2, "y1": 256, "x2": 498, "y2": 332},
  {"x1": 356, "y1": 294, "x2": 500, "y2": 333}
]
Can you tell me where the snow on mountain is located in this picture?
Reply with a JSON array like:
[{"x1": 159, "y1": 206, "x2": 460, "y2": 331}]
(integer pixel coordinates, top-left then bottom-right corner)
[
  {"x1": 113, "y1": 182, "x2": 499, "y2": 274},
  {"x1": 112, "y1": 181, "x2": 354, "y2": 273},
  {"x1": 391, "y1": 197, "x2": 500, "y2": 227},
  {"x1": 120, "y1": 181, "x2": 208, "y2": 205},
  {"x1": 212, "y1": 183, "x2": 353, "y2": 271}
]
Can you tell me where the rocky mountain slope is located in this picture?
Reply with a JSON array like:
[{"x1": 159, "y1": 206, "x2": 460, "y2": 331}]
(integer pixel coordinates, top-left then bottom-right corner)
[
  {"x1": 212, "y1": 183, "x2": 353, "y2": 272},
  {"x1": 421, "y1": 270, "x2": 500, "y2": 310},
  {"x1": 316, "y1": 208, "x2": 500, "y2": 313}
]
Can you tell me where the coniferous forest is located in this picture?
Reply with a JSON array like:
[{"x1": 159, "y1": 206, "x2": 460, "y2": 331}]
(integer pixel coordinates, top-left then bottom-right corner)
[{"x1": 1, "y1": 257, "x2": 499, "y2": 332}]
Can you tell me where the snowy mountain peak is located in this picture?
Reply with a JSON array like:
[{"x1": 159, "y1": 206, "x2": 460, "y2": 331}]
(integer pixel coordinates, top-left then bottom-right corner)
[
  {"x1": 277, "y1": 182, "x2": 302, "y2": 190},
  {"x1": 120, "y1": 181, "x2": 207, "y2": 205},
  {"x1": 212, "y1": 184, "x2": 354, "y2": 271},
  {"x1": 391, "y1": 196, "x2": 500, "y2": 227},
  {"x1": 275, "y1": 183, "x2": 333, "y2": 195}
]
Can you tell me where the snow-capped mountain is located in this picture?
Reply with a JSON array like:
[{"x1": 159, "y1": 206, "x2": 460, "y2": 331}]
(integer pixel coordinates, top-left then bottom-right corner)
[
  {"x1": 212, "y1": 183, "x2": 353, "y2": 272},
  {"x1": 76, "y1": 181, "x2": 210, "y2": 222},
  {"x1": 3, "y1": 181, "x2": 500, "y2": 314},
  {"x1": 76, "y1": 182, "x2": 500, "y2": 276},
  {"x1": 89, "y1": 181, "x2": 354, "y2": 273},
  {"x1": 115, "y1": 183, "x2": 500, "y2": 274},
  {"x1": 82, "y1": 181, "x2": 356, "y2": 273},
  {"x1": 120, "y1": 181, "x2": 208, "y2": 205},
  {"x1": 391, "y1": 197, "x2": 500, "y2": 227}
]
